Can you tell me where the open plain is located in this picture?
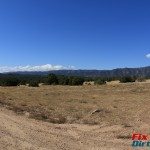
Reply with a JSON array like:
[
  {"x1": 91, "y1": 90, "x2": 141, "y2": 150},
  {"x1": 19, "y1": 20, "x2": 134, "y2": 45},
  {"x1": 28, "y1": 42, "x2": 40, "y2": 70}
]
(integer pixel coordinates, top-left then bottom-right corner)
[{"x1": 0, "y1": 82, "x2": 150, "y2": 149}]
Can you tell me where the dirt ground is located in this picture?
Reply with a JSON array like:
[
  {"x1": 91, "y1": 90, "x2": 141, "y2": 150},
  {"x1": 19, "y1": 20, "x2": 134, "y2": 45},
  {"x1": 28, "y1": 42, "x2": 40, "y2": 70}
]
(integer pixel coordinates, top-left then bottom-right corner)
[
  {"x1": 0, "y1": 83, "x2": 150, "y2": 149},
  {"x1": 0, "y1": 107, "x2": 131, "y2": 150}
]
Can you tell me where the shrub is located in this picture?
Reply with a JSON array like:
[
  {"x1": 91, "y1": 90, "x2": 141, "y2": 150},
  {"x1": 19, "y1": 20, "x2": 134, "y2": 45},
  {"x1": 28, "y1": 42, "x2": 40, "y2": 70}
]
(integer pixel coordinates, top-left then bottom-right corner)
[
  {"x1": 45, "y1": 74, "x2": 58, "y2": 85},
  {"x1": 19, "y1": 80, "x2": 27, "y2": 85},
  {"x1": 0, "y1": 77, "x2": 20, "y2": 86},
  {"x1": 136, "y1": 77, "x2": 146, "y2": 82},
  {"x1": 119, "y1": 76, "x2": 136, "y2": 83},
  {"x1": 68, "y1": 76, "x2": 84, "y2": 86},
  {"x1": 58, "y1": 75, "x2": 69, "y2": 85},
  {"x1": 94, "y1": 78, "x2": 106, "y2": 85},
  {"x1": 29, "y1": 81, "x2": 39, "y2": 87}
]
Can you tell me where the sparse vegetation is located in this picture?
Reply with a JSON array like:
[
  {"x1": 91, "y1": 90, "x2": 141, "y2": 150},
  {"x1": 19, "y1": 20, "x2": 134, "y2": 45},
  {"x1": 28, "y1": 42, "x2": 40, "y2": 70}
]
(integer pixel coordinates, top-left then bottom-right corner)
[
  {"x1": 0, "y1": 82, "x2": 149, "y2": 125},
  {"x1": 94, "y1": 78, "x2": 106, "y2": 85},
  {"x1": 29, "y1": 81, "x2": 39, "y2": 87},
  {"x1": 136, "y1": 77, "x2": 146, "y2": 82},
  {"x1": 116, "y1": 135, "x2": 131, "y2": 139}
]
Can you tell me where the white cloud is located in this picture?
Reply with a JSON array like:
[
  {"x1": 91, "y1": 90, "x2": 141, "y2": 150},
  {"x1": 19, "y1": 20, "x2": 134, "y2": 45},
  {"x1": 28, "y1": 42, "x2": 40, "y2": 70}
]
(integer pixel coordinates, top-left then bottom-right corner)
[
  {"x1": 146, "y1": 53, "x2": 150, "y2": 58},
  {"x1": 0, "y1": 64, "x2": 75, "y2": 73}
]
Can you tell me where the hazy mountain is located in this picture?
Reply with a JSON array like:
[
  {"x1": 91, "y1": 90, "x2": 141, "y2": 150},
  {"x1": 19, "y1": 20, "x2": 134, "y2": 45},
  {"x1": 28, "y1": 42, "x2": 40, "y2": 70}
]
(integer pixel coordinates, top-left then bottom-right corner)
[{"x1": 5, "y1": 66, "x2": 150, "y2": 78}]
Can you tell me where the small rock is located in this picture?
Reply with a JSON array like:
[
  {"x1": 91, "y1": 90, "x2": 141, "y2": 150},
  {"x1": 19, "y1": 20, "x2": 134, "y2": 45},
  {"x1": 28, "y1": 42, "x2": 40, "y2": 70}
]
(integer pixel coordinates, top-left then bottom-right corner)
[{"x1": 24, "y1": 112, "x2": 30, "y2": 117}]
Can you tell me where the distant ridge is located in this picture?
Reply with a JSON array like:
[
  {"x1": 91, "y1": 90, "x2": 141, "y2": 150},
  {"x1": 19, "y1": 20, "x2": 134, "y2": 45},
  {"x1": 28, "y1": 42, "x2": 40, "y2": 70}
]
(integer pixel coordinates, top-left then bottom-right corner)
[{"x1": 4, "y1": 66, "x2": 150, "y2": 78}]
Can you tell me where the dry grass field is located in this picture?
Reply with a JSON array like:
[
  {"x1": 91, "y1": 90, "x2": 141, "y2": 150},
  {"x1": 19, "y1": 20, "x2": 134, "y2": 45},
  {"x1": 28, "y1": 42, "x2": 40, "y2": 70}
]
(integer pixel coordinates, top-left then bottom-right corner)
[{"x1": 0, "y1": 82, "x2": 150, "y2": 149}]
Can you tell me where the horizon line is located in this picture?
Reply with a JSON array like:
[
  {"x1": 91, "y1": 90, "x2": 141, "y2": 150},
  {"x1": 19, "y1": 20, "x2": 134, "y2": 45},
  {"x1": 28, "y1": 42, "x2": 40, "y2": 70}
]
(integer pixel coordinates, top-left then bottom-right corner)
[{"x1": 0, "y1": 64, "x2": 150, "y2": 73}]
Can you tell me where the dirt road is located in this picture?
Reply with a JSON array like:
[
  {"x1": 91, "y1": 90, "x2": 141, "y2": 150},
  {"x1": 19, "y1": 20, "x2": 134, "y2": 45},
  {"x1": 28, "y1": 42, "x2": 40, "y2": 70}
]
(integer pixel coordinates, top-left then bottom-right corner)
[{"x1": 0, "y1": 107, "x2": 132, "y2": 150}]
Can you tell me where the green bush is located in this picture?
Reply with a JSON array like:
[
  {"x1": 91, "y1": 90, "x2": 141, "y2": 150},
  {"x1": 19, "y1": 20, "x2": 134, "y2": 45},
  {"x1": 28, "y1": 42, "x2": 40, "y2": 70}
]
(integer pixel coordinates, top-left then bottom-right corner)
[
  {"x1": 58, "y1": 75, "x2": 69, "y2": 85},
  {"x1": 45, "y1": 74, "x2": 58, "y2": 85},
  {"x1": 0, "y1": 77, "x2": 20, "y2": 86},
  {"x1": 68, "y1": 76, "x2": 84, "y2": 86},
  {"x1": 29, "y1": 81, "x2": 39, "y2": 87},
  {"x1": 19, "y1": 80, "x2": 27, "y2": 85},
  {"x1": 119, "y1": 76, "x2": 136, "y2": 83},
  {"x1": 94, "y1": 78, "x2": 106, "y2": 85}
]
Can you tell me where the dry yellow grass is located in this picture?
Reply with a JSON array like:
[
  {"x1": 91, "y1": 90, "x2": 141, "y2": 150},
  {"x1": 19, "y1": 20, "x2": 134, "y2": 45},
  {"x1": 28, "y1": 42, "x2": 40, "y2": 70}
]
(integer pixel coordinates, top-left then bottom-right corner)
[{"x1": 0, "y1": 82, "x2": 149, "y2": 126}]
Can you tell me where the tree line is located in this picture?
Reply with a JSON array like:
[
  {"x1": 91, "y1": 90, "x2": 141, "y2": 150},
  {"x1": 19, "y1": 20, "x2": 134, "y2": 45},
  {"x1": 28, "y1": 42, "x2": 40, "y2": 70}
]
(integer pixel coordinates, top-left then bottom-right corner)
[
  {"x1": 0, "y1": 73, "x2": 147, "y2": 87},
  {"x1": 0, "y1": 74, "x2": 85, "y2": 87}
]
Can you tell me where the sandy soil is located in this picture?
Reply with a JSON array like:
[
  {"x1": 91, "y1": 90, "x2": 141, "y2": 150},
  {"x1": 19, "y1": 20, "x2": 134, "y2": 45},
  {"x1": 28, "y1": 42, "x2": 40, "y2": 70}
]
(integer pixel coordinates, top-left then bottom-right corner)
[{"x1": 0, "y1": 107, "x2": 132, "y2": 150}]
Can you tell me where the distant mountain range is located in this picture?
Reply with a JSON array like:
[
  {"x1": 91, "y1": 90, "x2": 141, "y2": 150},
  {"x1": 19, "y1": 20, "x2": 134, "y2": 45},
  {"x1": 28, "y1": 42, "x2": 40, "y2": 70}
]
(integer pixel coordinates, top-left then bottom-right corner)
[{"x1": 5, "y1": 66, "x2": 150, "y2": 78}]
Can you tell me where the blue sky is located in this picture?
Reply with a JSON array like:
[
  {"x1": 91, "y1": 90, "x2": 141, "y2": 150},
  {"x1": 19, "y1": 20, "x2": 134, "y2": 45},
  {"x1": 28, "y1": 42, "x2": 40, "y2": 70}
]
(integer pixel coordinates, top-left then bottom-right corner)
[{"x1": 0, "y1": 0, "x2": 150, "y2": 71}]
